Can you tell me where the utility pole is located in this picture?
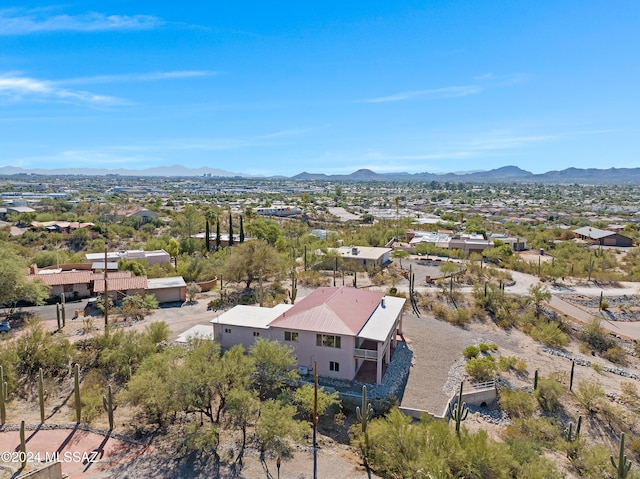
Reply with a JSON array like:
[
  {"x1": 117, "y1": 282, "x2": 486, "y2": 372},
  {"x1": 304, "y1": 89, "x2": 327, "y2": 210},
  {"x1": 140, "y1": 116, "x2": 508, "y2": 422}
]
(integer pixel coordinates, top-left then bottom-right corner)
[
  {"x1": 313, "y1": 361, "x2": 318, "y2": 479},
  {"x1": 103, "y1": 247, "x2": 109, "y2": 328}
]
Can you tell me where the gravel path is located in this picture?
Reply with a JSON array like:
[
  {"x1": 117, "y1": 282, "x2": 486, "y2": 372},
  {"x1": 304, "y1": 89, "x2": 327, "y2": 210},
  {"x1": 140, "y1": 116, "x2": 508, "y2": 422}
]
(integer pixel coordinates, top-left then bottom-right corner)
[{"x1": 399, "y1": 314, "x2": 516, "y2": 417}]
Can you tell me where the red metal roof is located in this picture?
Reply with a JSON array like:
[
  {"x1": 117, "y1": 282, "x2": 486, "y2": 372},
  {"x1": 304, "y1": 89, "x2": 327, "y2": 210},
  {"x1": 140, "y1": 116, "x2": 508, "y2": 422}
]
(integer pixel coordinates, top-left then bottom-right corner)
[{"x1": 268, "y1": 287, "x2": 384, "y2": 336}]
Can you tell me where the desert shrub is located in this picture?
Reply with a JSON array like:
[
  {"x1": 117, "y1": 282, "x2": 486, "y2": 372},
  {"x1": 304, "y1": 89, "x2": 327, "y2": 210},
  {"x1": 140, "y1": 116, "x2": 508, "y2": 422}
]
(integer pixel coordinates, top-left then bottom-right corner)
[
  {"x1": 599, "y1": 300, "x2": 609, "y2": 310},
  {"x1": 419, "y1": 294, "x2": 435, "y2": 311},
  {"x1": 121, "y1": 294, "x2": 149, "y2": 320},
  {"x1": 573, "y1": 444, "x2": 615, "y2": 479},
  {"x1": 479, "y1": 343, "x2": 490, "y2": 353},
  {"x1": 499, "y1": 388, "x2": 536, "y2": 418},
  {"x1": 463, "y1": 345, "x2": 480, "y2": 359},
  {"x1": 469, "y1": 305, "x2": 487, "y2": 321},
  {"x1": 498, "y1": 355, "x2": 517, "y2": 371},
  {"x1": 0, "y1": 348, "x2": 19, "y2": 394},
  {"x1": 574, "y1": 380, "x2": 604, "y2": 414},
  {"x1": 499, "y1": 355, "x2": 527, "y2": 374},
  {"x1": 357, "y1": 408, "x2": 563, "y2": 479},
  {"x1": 465, "y1": 356, "x2": 496, "y2": 381},
  {"x1": 505, "y1": 417, "x2": 562, "y2": 449},
  {"x1": 75, "y1": 370, "x2": 106, "y2": 424},
  {"x1": 145, "y1": 321, "x2": 171, "y2": 345},
  {"x1": 431, "y1": 303, "x2": 450, "y2": 321},
  {"x1": 514, "y1": 359, "x2": 528, "y2": 374},
  {"x1": 297, "y1": 270, "x2": 331, "y2": 287},
  {"x1": 96, "y1": 329, "x2": 157, "y2": 379},
  {"x1": 530, "y1": 321, "x2": 568, "y2": 348},
  {"x1": 14, "y1": 320, "x2": 74, "y2": 377},
  {"x1": 591, "y1": 363, "x2": 604, "y2": 373},
  {"x1": 620, "y1": 382, "x2": 639, "y2": 410},
  {"x1": 582, "y1": 318, "x2": 615, "y2": 353},
  {"x1": 628, "y1": 435, "x2": 640, "y2": 458},
  {"x1": 603, "y1": 345, "x2": 627, "y2": 365},
  {"x1": 450, "y1": 308, "x2": 471, "y2": 326},
  {"x1": 534, "y1": 377, "x2": 564, "y2": 412},
  {"x1": 599, "y1": 402, "x2": 628, "y2": 432}
]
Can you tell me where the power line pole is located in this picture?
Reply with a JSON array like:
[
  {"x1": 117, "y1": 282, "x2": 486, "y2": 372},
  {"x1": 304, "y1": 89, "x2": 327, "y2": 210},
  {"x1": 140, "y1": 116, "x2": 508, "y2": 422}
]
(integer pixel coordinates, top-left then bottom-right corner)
[
  {"x1": 313, "y1": 361, "x2": 318, "y2": 479},
  {"x1": 104, "y1": 247, "x2": 109, "y2": 329}
]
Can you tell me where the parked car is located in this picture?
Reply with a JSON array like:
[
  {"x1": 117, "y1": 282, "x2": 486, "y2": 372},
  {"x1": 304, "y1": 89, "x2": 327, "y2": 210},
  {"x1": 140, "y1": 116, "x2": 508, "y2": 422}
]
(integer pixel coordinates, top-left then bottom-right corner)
[{"x1": 0, "y1": 321, "x2": 11, "y2": 333}]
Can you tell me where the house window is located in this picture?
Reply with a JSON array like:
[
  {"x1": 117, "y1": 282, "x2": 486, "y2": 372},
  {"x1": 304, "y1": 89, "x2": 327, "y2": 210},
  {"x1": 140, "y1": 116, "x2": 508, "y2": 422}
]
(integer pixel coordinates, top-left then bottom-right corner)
[
  {"x1": 316, "y1": 334, "x2": 341, "y2": 348},
  {"x1": 284, "y1": 331, "x2": 299, "y2": 342},
  {"x1": 330, "y1": 361, "x2": 340, "y2": 372},
  {"x1": 63, "y1": 285, "x2": 73, "y2": 293},
  {"x1": 253, "y1": 331, "x2": 260, "y2": 337},
  {"x1": 224, "y1": 328, "x2": 231, "y2": 334}
]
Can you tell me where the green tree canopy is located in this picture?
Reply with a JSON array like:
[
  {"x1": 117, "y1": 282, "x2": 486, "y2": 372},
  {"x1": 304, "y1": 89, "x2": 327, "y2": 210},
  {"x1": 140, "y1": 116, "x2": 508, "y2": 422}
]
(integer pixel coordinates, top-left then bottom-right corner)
[
  {"x1": 223, "y1": 240, "x2": 287, "y2": 289},
  {"x1": 249, "y1": 338, "x2": 298, "y2": 398},
  {"x1": 245, "y1": 218, "x2": 283, "y2": 246},
  {"x1": 0, "y1": 247, "x2": 50, "y2": 310}
]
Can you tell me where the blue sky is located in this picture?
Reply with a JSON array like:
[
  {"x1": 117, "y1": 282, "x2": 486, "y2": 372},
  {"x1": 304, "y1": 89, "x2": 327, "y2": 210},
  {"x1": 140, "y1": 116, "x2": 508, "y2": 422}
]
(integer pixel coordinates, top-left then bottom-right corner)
[{"x1": 0, "y1": 1, "x2": 638, "y2": 176}]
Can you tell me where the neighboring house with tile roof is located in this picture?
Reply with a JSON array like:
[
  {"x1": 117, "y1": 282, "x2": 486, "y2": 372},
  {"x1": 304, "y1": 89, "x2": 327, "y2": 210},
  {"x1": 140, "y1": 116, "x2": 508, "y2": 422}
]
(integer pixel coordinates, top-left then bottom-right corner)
[
  {"x1": 93, "y1": 276, "x2": 148, "y2": 300},
  {"x1": 211, "y1": 287, "x2": 405, "y2": 384},
  {"x1": 29, "y1": 265, "x2": 184, "y2": 304},
  {"x1": 28, "y1": 268, "x2": 92, "y2": 301},
  {"x1": 116, "y1": 206, "x2": 159, "y2": 224}
]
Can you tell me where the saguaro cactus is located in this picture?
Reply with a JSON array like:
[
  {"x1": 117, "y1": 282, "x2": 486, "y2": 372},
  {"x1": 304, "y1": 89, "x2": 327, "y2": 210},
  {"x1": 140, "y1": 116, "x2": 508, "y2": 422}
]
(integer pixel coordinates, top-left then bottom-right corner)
[
  {"x1": 289, "y1": 271, "x2": 298, "y2": 305},
  {"x1": 611, "y1": 433, "x2": 633, "y2": 479},
  {"x1": 534, "y1": 370, "x2": 539, "y2": 390},
  {"x1": 58, "y1": 293, "x2": 66, "y2": 327},
  {"x1": 38, "y1": 368, "x2": 47, "y2": 424},
  {"x1": 569, "y1": 360, "x2": 576, "y2": 392},
  {"x1": 20, "y1": 419, "x2": 26, "y2": 468},
  {"x1": 0, "y1": 365, "x2": 7, "y2": 426},
  {"x1": 356, "y1": 385, "x2": 374, "y2": 434},
  {"x1": 566, "y1": 416, "x2": 582, "y2": 441},
  {"x1": 74, "y1": 363, "x2": 81, "y2": 424},
  {"x1": 102, "y1": 384, "x2": 117, "y2": 430},
  {"x1": 448, "y1": 381, "x2": 469, "y2": 436}
]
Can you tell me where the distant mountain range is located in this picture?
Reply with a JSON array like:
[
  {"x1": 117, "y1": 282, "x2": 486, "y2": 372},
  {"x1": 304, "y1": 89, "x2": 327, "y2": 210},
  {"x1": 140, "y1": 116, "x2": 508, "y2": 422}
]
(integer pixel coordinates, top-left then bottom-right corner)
[
  {"x1": 2, "y1": 164, "x2": 640, "y2": 185},
  {"x1": 0, "y1": 164, "x2": 247, "y2": 178},
  {"x1": 292, "y1": 166, "x2": 640, "y2": 185}
]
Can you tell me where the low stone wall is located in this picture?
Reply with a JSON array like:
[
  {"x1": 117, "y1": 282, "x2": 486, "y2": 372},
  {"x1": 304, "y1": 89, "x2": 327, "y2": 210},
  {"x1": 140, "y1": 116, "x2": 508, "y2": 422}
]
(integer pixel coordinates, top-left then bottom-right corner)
[{"x1": 17, "y1": 461, "x2": 62, "y2": 479}]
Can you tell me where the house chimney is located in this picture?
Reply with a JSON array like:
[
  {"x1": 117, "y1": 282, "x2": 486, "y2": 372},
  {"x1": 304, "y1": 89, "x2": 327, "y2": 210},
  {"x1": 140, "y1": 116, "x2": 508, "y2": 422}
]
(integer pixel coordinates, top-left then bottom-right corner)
[
  {"x1": 381, "y1": 298, "x2": 386, "y2": 308},
  {"x1": 30, "y1": 264, "x2": 38, "y2": 275}
]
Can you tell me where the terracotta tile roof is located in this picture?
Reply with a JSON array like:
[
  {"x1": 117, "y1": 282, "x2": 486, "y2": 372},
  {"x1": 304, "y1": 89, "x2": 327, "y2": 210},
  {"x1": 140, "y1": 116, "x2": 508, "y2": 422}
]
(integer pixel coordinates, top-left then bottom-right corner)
[
  {"x1": 28, "y1": 271, "x2": 92, "y2": 286},
  {"x1": 93, "y1": 276, "x2": 148, "y2": 293},
  {"x1": 89, "y1": 272, "x2": 133, "y2": 281},
  {"x1": 268, "y1": 287, "x2": 385, "y2": 336}
]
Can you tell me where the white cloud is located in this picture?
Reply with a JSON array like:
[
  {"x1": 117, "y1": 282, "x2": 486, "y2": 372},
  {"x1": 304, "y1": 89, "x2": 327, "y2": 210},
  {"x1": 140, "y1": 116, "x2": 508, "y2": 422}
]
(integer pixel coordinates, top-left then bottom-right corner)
[
  {"x1": 0, "y1": 9, "x2": 163, "y2": 35},
  {"x1": 360, "y1": 85, "x2": 482, "y2": 103},
  {"x1": 57, "y1": 71, "x2": 217, "y2": 86},
  {"x1": 0, "y1": 74, "x2": 124, "y2": 105}
]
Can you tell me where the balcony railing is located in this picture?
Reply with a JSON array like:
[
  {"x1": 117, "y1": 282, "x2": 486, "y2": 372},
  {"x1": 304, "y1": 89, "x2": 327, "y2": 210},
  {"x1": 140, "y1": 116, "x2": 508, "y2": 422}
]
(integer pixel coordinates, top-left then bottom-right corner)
[{"x1": 354, "y1": 348, "x2": 378, "y2": 360}]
